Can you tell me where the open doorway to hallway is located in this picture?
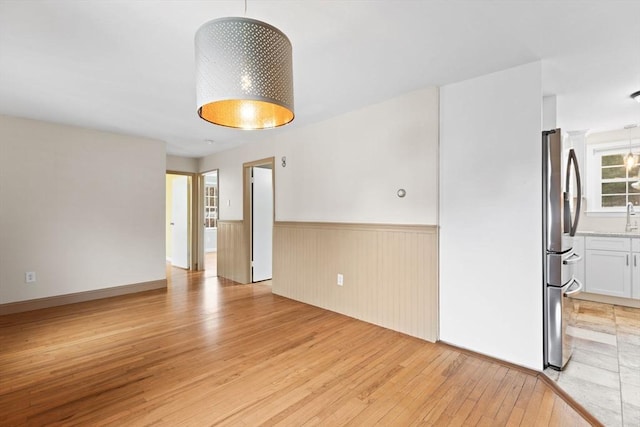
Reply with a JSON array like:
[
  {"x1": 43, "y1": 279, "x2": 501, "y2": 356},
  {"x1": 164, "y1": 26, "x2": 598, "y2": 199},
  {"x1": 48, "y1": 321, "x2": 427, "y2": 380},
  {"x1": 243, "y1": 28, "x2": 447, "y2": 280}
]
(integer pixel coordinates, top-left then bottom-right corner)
[{"x1": 203, "y1": 170, "x2": 218, "y2": 278}]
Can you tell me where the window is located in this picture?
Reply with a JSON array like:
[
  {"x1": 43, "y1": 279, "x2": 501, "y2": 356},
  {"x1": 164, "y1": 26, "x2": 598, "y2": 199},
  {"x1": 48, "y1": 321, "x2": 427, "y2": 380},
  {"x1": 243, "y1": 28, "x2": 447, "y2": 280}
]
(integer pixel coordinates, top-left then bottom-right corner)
[
  {"x1": 600, "y1": 152, "x2": 640, "y2": 207},
  {"x1": 204, "y1": 185, "x2": 218, "y2": 229},
  {"x1": 586, "y1": 140, "x2": 640, "y2": 212}
]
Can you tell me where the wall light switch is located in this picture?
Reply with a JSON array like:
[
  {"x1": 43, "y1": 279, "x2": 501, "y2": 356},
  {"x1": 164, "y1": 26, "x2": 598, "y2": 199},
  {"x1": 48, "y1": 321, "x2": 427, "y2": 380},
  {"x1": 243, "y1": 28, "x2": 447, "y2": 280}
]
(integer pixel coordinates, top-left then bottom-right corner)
[
  {"x1": 337, "y1": 274, "x2": 343, "y2": 286},
  {"x1": 25, "y1": 272, "x2": 36, "y2": 283}
]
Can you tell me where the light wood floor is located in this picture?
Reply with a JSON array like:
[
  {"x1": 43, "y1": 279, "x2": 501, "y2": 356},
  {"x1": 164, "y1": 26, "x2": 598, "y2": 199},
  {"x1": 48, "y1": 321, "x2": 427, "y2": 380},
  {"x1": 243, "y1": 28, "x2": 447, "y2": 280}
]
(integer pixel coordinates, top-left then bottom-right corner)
[
  {"x1": 167, "y1": 252, "x2": 217, "y2": 277},
  {"x1": 205, "y1": 251, "x2": 217, "y2": 278},
  {"x1": 0, "y1": 270, "x2": 593, "y2": 426}
]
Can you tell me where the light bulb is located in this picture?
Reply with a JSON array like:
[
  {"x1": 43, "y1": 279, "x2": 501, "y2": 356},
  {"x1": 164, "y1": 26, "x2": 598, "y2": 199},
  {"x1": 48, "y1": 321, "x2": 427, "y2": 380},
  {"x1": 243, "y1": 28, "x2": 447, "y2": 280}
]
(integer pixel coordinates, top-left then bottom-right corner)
[
  {"x1": 626, "y1": 153, "x2": 636, "y2": 170},
  {"x1": 240, "y1": 103, "x2": 256, "y2": 121}
]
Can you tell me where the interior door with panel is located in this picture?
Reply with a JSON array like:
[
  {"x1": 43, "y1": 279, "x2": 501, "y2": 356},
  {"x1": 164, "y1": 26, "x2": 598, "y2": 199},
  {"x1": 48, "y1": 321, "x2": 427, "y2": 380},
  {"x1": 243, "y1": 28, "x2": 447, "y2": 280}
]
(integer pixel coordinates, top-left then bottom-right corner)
[
  {"x1": 251, "y1": 166, "x2": 273, "y2": 282},
  {"x1": 171, "y1": 175, "x2": 189, "y2": 269}
]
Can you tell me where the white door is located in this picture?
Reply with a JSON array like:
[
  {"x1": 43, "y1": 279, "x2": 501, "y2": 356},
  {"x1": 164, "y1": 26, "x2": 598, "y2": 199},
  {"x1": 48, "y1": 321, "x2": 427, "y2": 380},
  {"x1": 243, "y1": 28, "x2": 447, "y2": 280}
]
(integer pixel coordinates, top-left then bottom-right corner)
[
  {"x1": 252, "y1": 167, "x2": 273, "y2": 282},
  {"x1": 171, "y1": 175, "x2": 189, "y2": 269}
]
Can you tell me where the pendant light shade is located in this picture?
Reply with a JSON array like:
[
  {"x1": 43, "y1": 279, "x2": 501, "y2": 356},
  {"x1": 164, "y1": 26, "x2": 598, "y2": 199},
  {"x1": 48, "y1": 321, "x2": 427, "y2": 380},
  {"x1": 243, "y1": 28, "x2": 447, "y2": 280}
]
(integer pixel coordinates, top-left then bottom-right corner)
[
  {"x1": 626, "y1": 152, "x2": 637, "y2": 170},
  {"x1": 195, "y1": 17, "x2": 294, "y2": 130},
  {"x1": 625, "y1": 124, "x2": 638, "y2": 170}
]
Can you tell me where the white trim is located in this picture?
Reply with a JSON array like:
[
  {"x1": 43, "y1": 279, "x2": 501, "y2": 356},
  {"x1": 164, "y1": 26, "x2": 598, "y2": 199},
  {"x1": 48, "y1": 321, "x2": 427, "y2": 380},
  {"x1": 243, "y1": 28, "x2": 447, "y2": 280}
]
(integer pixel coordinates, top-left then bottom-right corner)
[{"x1": 586, "y1": 138, "x2": 640, "y2": 213}]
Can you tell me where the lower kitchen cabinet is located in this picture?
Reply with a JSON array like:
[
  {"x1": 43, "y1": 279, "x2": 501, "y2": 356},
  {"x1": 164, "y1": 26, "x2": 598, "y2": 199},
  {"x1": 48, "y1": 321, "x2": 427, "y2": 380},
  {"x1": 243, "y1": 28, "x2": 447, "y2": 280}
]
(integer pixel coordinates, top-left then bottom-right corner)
[
  {"x1": 583, "y1": 236, "x2": 640, "y2": 299},
  {"x1": 633, "y1": 253, "x2": 640, "y2": 299},
  {"x1": 585, "y1": 249, "x2": 632, "y2": 298}
]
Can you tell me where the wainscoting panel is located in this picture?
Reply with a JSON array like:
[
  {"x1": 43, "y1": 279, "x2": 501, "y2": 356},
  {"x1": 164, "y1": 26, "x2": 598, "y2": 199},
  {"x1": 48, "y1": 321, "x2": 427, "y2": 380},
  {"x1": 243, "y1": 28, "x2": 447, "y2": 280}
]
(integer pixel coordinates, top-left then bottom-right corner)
[
  {"x1": 217, "y1": 220, "x2": 249, "y2": 284},
  {"x1": 273, "y1": 222, "x2": 438, "y2": 342}
]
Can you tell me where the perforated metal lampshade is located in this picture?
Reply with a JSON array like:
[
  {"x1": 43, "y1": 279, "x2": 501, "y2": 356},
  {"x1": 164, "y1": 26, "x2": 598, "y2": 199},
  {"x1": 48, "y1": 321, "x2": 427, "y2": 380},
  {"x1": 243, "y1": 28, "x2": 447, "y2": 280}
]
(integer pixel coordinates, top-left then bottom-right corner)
[{"x1": 195, "y1": 17, "x2": 294, "y2": 130}]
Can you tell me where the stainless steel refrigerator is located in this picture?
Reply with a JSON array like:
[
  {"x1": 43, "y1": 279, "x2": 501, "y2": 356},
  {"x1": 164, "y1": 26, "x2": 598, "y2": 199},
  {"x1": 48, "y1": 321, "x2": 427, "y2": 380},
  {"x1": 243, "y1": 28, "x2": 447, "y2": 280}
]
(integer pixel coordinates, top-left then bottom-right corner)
[{"x1": 542, "y1": 128, "x2": 584, "y2": 370}]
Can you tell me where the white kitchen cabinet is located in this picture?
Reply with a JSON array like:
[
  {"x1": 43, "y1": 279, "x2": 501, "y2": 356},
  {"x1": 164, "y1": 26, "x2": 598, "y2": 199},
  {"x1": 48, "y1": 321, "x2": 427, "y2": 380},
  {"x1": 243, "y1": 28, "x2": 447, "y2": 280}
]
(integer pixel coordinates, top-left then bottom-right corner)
[
  {"x1": 584, "y1": 236, "x2": 637, "y2": 298},
  {"x1": 585, "y1": 236, "x2": 631, "y2": 252},
  {"x1": 631, "y1": 239, "x2": 640, "y2": 299},
  {"x1": 585, "y1": 249, "x2": 632, "y2": 297},
  {"x1": 633, "y1": 251, "x2": 640, "y2": 299}
]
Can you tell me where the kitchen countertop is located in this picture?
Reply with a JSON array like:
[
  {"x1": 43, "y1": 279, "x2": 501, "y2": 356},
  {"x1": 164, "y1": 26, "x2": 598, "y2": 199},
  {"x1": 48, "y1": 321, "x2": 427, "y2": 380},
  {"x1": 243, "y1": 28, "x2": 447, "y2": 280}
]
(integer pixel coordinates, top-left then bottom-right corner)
[{"x1": 577, "y1": 230, "x2": 640, "y2": 238}]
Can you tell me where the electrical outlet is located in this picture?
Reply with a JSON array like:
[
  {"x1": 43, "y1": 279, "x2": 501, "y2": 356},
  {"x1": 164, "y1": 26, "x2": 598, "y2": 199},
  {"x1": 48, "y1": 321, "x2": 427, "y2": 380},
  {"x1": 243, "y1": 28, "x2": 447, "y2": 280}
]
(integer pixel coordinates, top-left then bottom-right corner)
[
  {"x1": 337, "y1": 273, "x2": 343, "y2": 286},
  {"x1": 25, "y1": 272, "x2": 36, "y2": 283}
]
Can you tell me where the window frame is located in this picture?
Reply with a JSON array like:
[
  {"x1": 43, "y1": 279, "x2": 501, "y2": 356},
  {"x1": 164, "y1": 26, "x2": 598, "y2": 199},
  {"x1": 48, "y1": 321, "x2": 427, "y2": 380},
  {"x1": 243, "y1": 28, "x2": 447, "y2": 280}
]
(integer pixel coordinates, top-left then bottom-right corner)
[
  {"x1": 586, "y1": 139, "x2": 640, "y2": 214},
  {"x1": 204, "y1": 184, "x2": 218, "y2": 229}
]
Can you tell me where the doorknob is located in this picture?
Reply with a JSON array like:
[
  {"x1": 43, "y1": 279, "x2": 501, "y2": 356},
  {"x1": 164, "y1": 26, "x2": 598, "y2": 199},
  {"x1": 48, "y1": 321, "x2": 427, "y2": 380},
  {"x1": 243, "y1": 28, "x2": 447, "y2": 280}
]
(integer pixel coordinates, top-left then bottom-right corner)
[{"x1": 170, "y1": 222, "x2": 175, "y2": 225}]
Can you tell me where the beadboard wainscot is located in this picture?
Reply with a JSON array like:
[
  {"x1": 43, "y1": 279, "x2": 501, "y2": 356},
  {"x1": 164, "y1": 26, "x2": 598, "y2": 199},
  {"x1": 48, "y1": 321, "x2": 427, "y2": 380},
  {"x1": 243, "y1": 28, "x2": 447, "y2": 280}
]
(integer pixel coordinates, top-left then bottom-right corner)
[
  {"x1": 217, "y1": 220, "x2": 249, "y2": 284},
  {"x1": 273, "y1": 221, "x2": 438, "y2": 342}
]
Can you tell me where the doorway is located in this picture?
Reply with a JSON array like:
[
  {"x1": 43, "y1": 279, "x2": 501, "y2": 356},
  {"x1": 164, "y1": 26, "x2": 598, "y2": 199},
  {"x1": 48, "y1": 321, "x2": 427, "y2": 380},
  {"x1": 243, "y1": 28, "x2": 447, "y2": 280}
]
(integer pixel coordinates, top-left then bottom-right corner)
[
  {"x1": 166, "y1": 173, "x2": 192, "y2": 270},
  {"x1": 243, "y1": 158, "x2": 275, "y2": 283},
  {"x1": 203, "y1": 170, "x2": 218, "y2": 278}
]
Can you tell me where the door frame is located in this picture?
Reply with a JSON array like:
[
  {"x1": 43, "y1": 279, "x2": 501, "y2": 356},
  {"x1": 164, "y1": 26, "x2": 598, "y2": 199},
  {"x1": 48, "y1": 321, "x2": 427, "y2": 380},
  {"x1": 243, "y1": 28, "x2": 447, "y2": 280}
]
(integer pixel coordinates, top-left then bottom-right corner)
[
  {"x1": 166, "y1": 170, "x2": 200, "y2": 271},
  {"x1": 243, "y1": 157, "x2": 275, "y2": 282}
]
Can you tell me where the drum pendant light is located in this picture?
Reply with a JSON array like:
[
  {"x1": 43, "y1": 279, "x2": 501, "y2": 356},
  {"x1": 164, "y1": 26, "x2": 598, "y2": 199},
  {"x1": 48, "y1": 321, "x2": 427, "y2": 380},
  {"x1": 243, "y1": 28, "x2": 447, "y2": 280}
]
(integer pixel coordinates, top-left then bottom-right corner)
[{"x1": 195, "y1": 17, "x2": 294, "y2": 130}]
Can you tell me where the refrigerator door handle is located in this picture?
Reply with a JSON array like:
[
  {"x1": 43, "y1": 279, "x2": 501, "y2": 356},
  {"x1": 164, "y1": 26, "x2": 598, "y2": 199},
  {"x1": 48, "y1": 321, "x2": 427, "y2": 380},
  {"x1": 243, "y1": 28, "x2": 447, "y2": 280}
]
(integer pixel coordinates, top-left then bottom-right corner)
[
  {"x1": 565, "y1": 148, "x2": 582, "y2": 236},
  {"x1": 564, "y1": 278, "x2": 584, "y2": 296},
  {"x1": 563, "y1": 253, "x2": 582, "y2": 265}
]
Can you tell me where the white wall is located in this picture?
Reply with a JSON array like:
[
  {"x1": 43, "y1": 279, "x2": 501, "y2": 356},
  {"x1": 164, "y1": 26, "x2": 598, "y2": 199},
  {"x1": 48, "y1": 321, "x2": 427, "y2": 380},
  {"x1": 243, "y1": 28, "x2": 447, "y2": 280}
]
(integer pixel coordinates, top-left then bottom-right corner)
[
  {"x1": 205, "y1": 229, "x2": 217, "y2": 252},
  {"x1": 167, "y1": 154, "x2": 198, "y2": 173},
  {"x1": 200, "y1": 141, "x2": 274, "y2": 220},
  {"x1": 0, "y1": 115, "x2": 166, "y2": 304},
  {"x1": 440, "y1": 62, "x2": 543, "y2": 370},
  {"x1": 200, "y1": 87, "x2": 439, "y2": 225},
  {"x1": 543, "y1": 95, "x2": 557, "y2": 130}
]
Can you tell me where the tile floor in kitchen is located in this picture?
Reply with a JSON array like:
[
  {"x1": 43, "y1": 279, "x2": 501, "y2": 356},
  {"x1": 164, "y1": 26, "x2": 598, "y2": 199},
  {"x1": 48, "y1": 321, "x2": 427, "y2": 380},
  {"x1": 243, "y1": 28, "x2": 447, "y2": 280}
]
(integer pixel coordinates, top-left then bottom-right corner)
[{"x1": 544, "y1": 300, "x2": 640, "y2": 427}]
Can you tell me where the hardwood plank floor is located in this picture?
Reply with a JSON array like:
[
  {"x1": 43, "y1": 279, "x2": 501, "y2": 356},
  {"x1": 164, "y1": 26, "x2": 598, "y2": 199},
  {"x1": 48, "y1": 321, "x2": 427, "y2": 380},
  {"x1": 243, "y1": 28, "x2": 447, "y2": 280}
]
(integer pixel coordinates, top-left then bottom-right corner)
[
  {"x1": 0, "y1": 268, "x2": 593, "y2": 426},
  {"x1": 205, "y1": 251, "x2": 217, "y2": 278}
]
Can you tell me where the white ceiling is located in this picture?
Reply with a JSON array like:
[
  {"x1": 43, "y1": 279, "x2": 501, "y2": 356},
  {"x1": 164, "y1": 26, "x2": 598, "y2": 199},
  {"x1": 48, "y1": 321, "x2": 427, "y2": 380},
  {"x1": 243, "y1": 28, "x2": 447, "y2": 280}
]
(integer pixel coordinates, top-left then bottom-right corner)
[{"x1": 1, "y1": 1, "x2": 639, "y2": 158}]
